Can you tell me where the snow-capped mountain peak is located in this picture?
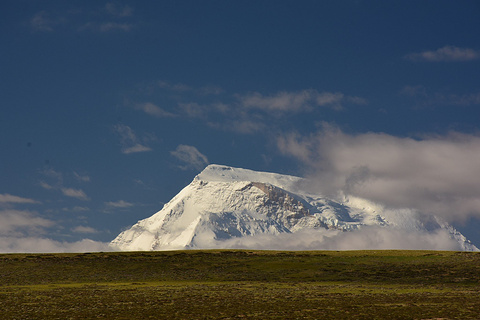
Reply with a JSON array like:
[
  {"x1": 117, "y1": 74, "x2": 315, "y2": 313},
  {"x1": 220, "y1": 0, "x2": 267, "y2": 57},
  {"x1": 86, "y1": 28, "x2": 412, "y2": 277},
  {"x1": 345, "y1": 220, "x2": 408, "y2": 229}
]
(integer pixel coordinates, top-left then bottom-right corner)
[{"x1": 110, "y1": 165, "x2": 478, "y2": 251}]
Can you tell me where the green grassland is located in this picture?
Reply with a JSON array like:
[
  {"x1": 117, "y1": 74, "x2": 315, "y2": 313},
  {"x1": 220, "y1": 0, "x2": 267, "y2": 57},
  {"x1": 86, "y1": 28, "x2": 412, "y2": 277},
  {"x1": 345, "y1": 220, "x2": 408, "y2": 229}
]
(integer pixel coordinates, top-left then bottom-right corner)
[{"x1": 1, "y1": 250, "x2": 480, "y2": 319}]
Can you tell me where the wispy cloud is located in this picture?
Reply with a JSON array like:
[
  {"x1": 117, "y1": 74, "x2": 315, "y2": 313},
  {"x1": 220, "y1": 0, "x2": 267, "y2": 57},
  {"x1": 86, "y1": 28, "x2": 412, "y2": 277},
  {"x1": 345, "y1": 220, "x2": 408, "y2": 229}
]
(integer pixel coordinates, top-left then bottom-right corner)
[
  {"x1": 135, "y1": 102, "x2": 175, "y2": 118},
  {"x1": 99, "y1": 22, "x2": 133, "y2": 32},
  {"x1": 71, "y1": 225, "x2": 99, "y2": 234},
  {"x1": 61, "y1": 188, "x2": 90, "y2": 201},
  {"x1": 131, "y1": 80, "x2": 367, "y2": 135},
  {"x1": 124, "y1": 144, "x2": 152, "y2": 154},
  {"x1": 400, "y1": 85, "x2": 428, "y2": 98},
  {"x1": 239, "y1": 90, "x2": 365, "y2": 113},
  {"x1": 170, "y1": 145, "x2": 209, "y2": 171},
  {"x1": 208, "y1": 119, "x2": 266, "y2": 134},
  {"x1": 62, "y1": 206, "x2": 90, "y2": 213},
  {"x1": 30, "y1": 4, "x2": 136, "y2": 34},
  {"x1": 157, "y1": 80, "x2": 223, "y2": 95},
  {"x1": 30, "y1": 10, "x2": 63, "y2": 32},
  {"x1": 228, "y1": 119, "x2": 267, "y2": 134},
  {"x1": 158, "y1": 80, "x2": 192, "y2": 92},
  {"x1": 406, "y1": 46, "x2": 480, "y2": 62},
  {"x1": 278, "y1": 124, "x2": 480, "y2": 222},
  {"x1": 105, "y1": 200, "x2": 134, "y2": 208},
  {"x1": 31, "y1": 11, "x2": 53, "y2": 32},
  {"x1": 402, "y1": 85, "x2": 480, "y2": 107},
  {"x1": 178, "y1": 102, "x2": 209, "y2": 118},
  {"x1": 105, "y1": 2, "x2": 133, "y2": 17},
  {"x1": 74, "y1": 172, "x2": 91, "y2": 183},
  {"x1": 39, "y1": 181, "x2": 54, "y2": 190},
  {"x1": 113, "y1": 124, "x2": 153, "y2": 154},
  {"x1": 128, "y1": 80, "x2": 226, "y2": 121},
  {"x1": 0, "y1": 194, "x2": 39, "y2": 205},
  {"x1": 39, "y1": 168, "x2": 90, "y2": 200},
  {"x1": 80, "y1": 22, "x2": 133, "y2": 32},
  {"x1": 40, "y1": 168, "x2": 63, "y2": 186}
]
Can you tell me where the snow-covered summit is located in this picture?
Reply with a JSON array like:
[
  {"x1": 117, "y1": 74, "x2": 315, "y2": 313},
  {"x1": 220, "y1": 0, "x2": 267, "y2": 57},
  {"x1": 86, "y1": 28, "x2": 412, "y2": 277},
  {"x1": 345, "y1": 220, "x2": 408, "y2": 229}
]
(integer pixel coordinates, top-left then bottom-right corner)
[
  {"x1": 110, "y1": 165, "x2": 478, "y2": 252},
  {"x1": 196, "y1": 164, "x2": 303, "y2": 191}
]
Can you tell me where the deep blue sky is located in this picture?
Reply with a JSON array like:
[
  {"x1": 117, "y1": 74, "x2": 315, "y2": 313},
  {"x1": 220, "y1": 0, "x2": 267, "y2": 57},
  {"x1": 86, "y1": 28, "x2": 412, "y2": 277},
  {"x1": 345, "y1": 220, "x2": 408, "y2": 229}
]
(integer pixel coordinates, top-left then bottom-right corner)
[{"x1": 1, "y1": 1, "x2": 480, "y2": 251}]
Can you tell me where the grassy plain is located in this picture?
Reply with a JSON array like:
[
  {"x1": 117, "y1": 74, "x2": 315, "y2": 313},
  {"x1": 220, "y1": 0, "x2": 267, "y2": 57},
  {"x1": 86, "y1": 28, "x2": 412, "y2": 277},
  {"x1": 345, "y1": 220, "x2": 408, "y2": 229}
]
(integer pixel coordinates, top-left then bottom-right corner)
[{"x1": 1, "y1": 250, "x2": 480, "y2": 319}]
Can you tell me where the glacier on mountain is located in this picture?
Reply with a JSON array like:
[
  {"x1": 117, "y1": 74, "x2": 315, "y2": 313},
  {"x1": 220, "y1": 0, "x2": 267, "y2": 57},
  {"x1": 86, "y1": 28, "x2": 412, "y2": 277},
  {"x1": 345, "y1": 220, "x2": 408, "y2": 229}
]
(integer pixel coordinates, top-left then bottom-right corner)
[{"x1": 110, "y1": 164, "x2": 478, "y2": 251}]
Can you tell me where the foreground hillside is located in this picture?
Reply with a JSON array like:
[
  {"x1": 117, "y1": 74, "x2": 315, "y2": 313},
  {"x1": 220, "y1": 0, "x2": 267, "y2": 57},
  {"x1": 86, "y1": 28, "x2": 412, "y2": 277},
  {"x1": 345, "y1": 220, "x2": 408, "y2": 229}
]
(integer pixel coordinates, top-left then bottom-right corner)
[{"x1": 1, "y1": 250, "x2": 480, "y2": 319}]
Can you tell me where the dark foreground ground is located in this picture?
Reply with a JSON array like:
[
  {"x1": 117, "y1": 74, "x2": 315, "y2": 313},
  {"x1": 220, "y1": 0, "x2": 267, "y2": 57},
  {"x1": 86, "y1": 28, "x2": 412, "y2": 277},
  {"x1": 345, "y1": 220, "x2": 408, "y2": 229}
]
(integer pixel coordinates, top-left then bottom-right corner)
[{"x1": 1, "y1": 250, "x2": 479, "y2": 319}]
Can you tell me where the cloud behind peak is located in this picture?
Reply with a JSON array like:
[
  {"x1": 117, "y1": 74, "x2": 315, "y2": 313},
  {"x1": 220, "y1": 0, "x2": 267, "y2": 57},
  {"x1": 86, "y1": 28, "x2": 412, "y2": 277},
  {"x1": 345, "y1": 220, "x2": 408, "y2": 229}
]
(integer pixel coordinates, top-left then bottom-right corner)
[{"x1": 278, "y1": 126, "x2": 480, "y2": 222}]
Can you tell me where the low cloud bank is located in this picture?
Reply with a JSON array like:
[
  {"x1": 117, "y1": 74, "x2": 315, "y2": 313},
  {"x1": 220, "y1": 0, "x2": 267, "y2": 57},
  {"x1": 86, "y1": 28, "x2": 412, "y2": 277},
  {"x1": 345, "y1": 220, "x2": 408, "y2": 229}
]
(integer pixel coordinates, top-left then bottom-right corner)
[
  {"x1": 278, "y1": 125, "x2": 480, "y2": 223},
  {"x1": 193, "y1": 227, "x2": 463, "y2": 251},
  {"x1": 0, "y1": 207, "x2": 110, "y2": 253},
  {"x1": 0, "y1": 237, "x2": 111, "y2": 253}
]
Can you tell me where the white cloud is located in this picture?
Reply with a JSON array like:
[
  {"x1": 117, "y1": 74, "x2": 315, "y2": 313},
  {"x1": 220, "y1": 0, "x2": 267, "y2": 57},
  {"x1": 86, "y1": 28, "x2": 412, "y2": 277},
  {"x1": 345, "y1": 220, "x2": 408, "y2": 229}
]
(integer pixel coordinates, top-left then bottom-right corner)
[
  {"x1": 105, "y1": 200, "x2": 134, "y2": 208},
  {"x1": 0, "y1": 205, "x2": 107, "y2": 253},
  {"x1": 170, "y1": 145, "x2": 209, "y2": 171},
  {"x1": 0, "y1": 209, "x2": 54, "y2": 236},
  {"x1": 61, "y1": 188, "x2": 90, "y2": 201},
  {"x1": 113, "y1": 124, "x2": 153, "y2": 154},
  {"x1": 406, "y1": 46, "x2": 480, "y2": 62},
  {"x1": 278, "y1": 125, "x2": 480, "y2": 222},
  {"x1": 136, "y1": 102, "x2": 175, "y2": 118},
  {"x1": 0, "y1": 194, "x2": 39, "y2": 204}
]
